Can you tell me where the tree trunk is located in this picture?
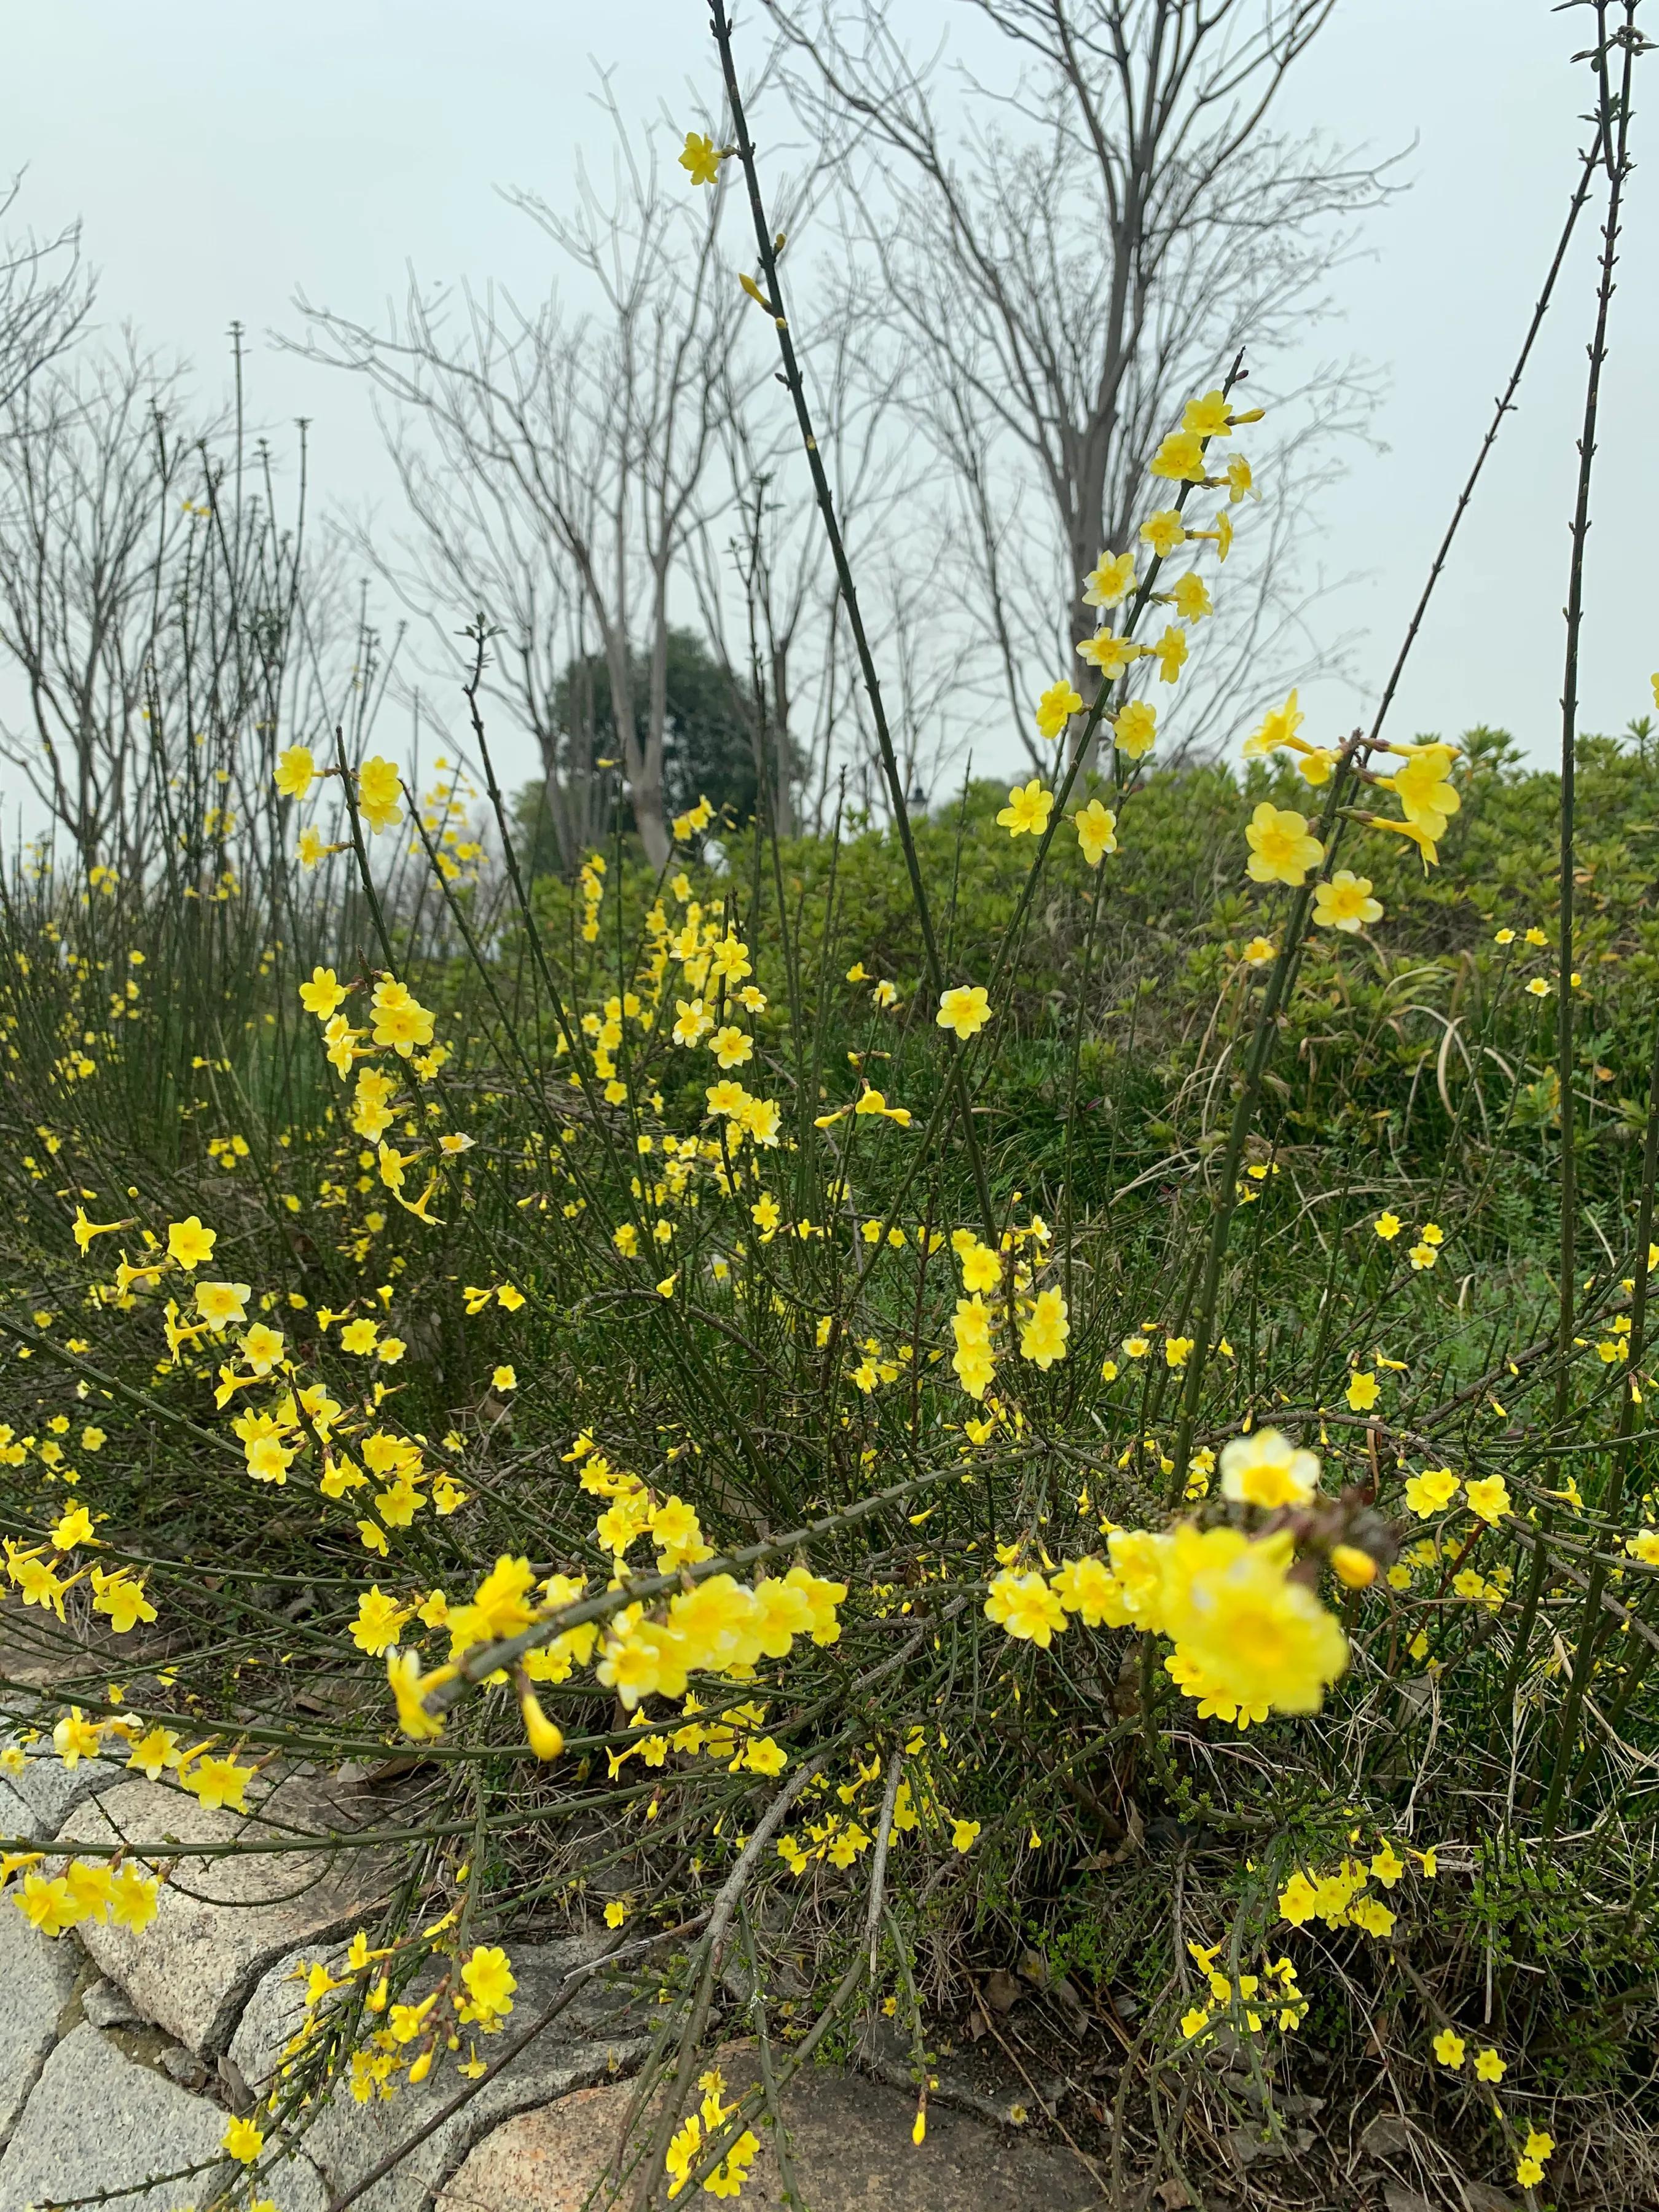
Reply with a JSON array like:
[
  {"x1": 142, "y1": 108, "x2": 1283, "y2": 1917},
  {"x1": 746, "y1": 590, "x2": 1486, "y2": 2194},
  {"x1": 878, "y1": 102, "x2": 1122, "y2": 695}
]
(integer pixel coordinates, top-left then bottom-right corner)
[{"x1": 633, "y1": 777, "x2": 671, "y2": 869}]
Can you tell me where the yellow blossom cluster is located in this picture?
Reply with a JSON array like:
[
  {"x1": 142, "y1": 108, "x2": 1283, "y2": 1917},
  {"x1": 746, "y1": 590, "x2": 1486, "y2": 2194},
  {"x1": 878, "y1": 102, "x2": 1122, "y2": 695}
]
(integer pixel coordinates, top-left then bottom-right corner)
[
  {"x1": 986, "y1": 1467, "x2": 1351, "y2": 1720},
  {"x1": 1179, "y1": 1942, "x2": 1305, "y2": 2044},
  {"x1": 251, "y1": 1924, "x2": 519, "y2": 2116},
  {"x1": 1040, "y1": 386, "x2": 1258, "y2": 782},
  {"x1": 665, "y1": 2068, "x2": 759, "y2": 2200},
  {"x1": 384, "y1": 1525, "x2": 845, "y2": 1751},
  {"x1": 1276, "y1": 1835, "x2": 1434, "y2": 1939},
  {"x1": 4, "y1": 1850, "x2": 160, "y2": 1937}
]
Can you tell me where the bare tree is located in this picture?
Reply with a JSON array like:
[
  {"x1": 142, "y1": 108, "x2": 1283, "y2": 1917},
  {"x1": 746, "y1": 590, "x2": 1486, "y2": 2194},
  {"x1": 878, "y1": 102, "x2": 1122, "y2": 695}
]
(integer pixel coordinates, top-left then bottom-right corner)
[
  {"x1": 0, "y1": 342, "x2": 190, "y2": 861},
  {"x1": 772, "y1": 0, "x2": 1389, "y2": 765},
  {"x1": 363, "y1": 393, "x2": 618, "y2": 872},
  {"x1": 0, "y1": 331, "x2": 359, "y2": 877},
  {"x1": 0, "y1": 181, "x2": 92, "y2": 421},
  {"x1": 683, "y1": 288, "x2": 926, "y2": 838},
  {"x1": 296, "y1": 94, "x2": 750, "y2": 871}
]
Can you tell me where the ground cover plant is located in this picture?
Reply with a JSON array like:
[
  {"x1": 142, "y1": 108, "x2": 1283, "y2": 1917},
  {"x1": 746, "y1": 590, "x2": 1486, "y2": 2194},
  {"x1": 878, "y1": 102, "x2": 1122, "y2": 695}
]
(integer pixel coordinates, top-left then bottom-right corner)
[{"x1": 2, "y1": 4, "x2": 1657, "y2": 2208}]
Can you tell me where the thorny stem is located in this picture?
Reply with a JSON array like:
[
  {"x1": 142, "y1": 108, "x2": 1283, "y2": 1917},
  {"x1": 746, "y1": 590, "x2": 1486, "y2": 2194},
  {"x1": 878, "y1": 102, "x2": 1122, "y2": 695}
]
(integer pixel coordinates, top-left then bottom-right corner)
[
  {"x1": 320, "y1": 1926, "x2": 658, "y2": 2212},
  {"x1": 706, "y1": 0, "x2": 999, "y2": 1247},
  {"x1": 1508, "y1": 2, "x2": 1637, "y2": 1760},
  {"x1": 627, "y1": 1754, "x2": 825, "y2": 2211},
  {"x1": 1169, "y1": 735, "x2": 1368, "y2": 1492},
  {"x1": 1164, "y1": 13, "x2": 1636, "y2": 1495},
  {"x1": 1362, "y1": 118, "x2": 1608, "y2": 756}
]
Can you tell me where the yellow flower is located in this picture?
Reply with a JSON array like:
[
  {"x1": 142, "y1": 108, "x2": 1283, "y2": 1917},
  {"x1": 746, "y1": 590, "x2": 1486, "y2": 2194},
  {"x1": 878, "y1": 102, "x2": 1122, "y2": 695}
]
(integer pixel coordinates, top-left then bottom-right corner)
[
  {"x1": 1050, "y1": 1555, "x2": 1131, "y2": 1628},
  {"x1": 1150, "y1": 428, "x2": 1207, "y2": 482},
  {"x1": 1244, "y1": 803, "x2": 1323, "y2": 888},
  {"x1": 222, "y1": 2115, "x2": 265, "y2": 2163},
  {"x1": 519, "y1": 1688, "x2": 564, "y2": 1762},
  {"x1": 1474, "y1": 2047, "x2": 1506, "y2": 2082},
  {"x1": 126, "y1": 1726, "x2": 181, "y2": 1779},
  {"x1": 1432, "y1": 2028, "x2": 1465, "y2": 2069},
  {"x1": 1242, "y1": 935, "x2": 1275, "y2": 966},
  {"x1": 936, "y1": 985, "x2": 991, "y2": 1041},
  {"x1": 1370, "y1": 1841, "x2": 1406, "y2": 1887},
  {"x1": 1170, "y1": 570, "x2": 1212, "y2": 621},
  {"x1": 1242, "y1": 689, "x2": 1303, "y2": 759},
  {"x1": 1113, "y1": 699, "x2": 1157, "y2": 758},
  {"x1": 299, "y1": 825, "x2": 343, "y2": 869},
  {"x1": 165, "y1": 1215, "x2": 216, "y2": 1271},
  {"x1": 1464, "y1": 1474, "x2": 1510, "y2": 1525},
  {"x1": 1000, "y1": 783, "x2": 1053, "y2": 841},
  {"x1": 88, "y1": 1566, "x2": 155, "y2": 1634},
  {"x1": 108, "y1": 1863, "x2": 160, "y2": 1931},
  {"x1": 1081, "y1": 549, "x2": 1135, "y2": 608},
  {"x1": 274, "y1": 745, "x2": 316, "y2": 800},
  {"x1": 195, "y1": 1280, "x2": 250, "y2": 1333},
  {"x1": 245, "y1": 1436, "x2": 293, "y2": 1485},
  {"x1": 1018, "y1": 1286, "x2": 1070, "y2": 1369},
  {"x1": 350, "y1": 1586, "x2": 410, "y2": 1657},
  {"x1": 356, "y1": 755, "x2": 404, "y2": 834},
  {"x1": 985, "y1": 1569, "x2": 1068, "y2": 1649},
  {"x1": 951, "y1": 1817, "x2": 981, "y2": 1853},
  {"x1": 1073, "y1": 799, "x2": 1118, "y2": 865},
  {"x1": 679, "y1": 130, "x2": 722, "y2": 187},
  {"x1": 1526, "y1": 976, "x2": 1551, "y2": 998},
  {"x1": 15, "y1": 1870, "x2": 81, "y2": 1936},
  {"x1": 1218, "y1": 1426, "x2": 1319, "y2": 1509},
  {"x1": 53, "y1": 1708, "x2": 103, "y2": 1767},
  {"x1": 1330, "y1": 1544, "x2": 1376, "y2": 1590},
  {"x1": 1150, "y1": 625, "x2": 1188, "y2": 683},
  {"x1": 1346, "y1": 1371, "x2": 1379, "y2": 1412},
  {"x1": 1312, "y1": 870, "x2": 1382, "y2": 933},
  {"x1": 51, "y1": 1504, "x2": 95, "y2": 1550},
  {"x1": 1034, "y1": 678, "x2": 1083, "y2": 739},
  {"x1": 299, "y1": 965, "x2": 348, "y2": 1018},
  {"x1": 460, "y1": 1943, "x2": 517, "y2": 2022},
  {"x1": 71, "y1": 1205, "x2": 127, "y2": 1253},
  {"x1": 1404, "y1": 1467, "x2": 1459, "y2": 1518},
  {"x1": 1140, "y1": 508, "x2": 1186, "y2": 557},
  {"x1": 1381, "y1": 741, "x2": 1461, "y2": 839},
  {"x1": 387, "y1": 1647, "x2": 457, "y2": 1741},
  {"x1": 184, "y1": 1752, "x2": 256, "y2": 1813},
  {"x1": 1374, "y1": 1210, "x2": 1402, "y2": 1240},
  {"x1": 1075, "y1": 630, "x2": 1142, "y2": 678},
  {"x1": 1159, "y1": 1525, "x2": 1347, "y2": 1715},
  {"x1": 1182, "y1": 389, "x2": 1233, "y2": 437},
  {"x1": 707, "y1": 1024, "x2": 752, "y2": 1069}
]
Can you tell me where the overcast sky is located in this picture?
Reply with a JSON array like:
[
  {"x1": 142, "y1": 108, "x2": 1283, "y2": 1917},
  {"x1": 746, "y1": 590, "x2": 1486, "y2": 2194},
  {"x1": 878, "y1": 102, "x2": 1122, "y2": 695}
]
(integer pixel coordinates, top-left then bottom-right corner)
[{"x1": 4, "y1": 0, "x2": 1653, "y2": 803}]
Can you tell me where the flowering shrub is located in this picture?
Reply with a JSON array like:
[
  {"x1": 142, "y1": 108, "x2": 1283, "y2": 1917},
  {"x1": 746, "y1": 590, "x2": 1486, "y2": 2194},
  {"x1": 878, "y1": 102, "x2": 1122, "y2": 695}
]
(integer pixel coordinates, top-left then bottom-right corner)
[{"x1": 1, "y1": 21, "x2": 1658, "y2": 2212}]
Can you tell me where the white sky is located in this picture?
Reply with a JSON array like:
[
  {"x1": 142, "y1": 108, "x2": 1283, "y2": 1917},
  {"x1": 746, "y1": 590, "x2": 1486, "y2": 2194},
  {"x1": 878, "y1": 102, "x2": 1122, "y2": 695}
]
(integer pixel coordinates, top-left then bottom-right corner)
[{"x1": 4, "y1": 0, "x2": 1654, "y2": 805}]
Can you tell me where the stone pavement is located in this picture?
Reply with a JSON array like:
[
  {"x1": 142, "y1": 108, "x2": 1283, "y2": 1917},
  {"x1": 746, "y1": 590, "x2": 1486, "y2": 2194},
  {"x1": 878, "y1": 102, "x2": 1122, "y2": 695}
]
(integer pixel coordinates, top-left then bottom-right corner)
[{"x1": 0, "y1": 1733, "x2": 1107, "y2": 2211}]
